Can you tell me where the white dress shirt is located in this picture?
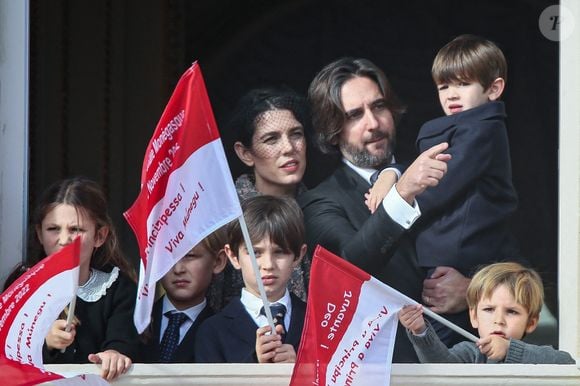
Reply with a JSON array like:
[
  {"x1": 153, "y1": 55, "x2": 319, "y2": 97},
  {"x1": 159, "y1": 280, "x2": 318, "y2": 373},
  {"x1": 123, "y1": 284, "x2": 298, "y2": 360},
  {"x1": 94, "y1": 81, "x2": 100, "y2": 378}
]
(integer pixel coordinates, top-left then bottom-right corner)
[
  {"x1": 342, "y1": 158, "x2": 421, "y2": 229},
  {"x1": 240, "y1": 288, "x2": 292, "y2": 331}
]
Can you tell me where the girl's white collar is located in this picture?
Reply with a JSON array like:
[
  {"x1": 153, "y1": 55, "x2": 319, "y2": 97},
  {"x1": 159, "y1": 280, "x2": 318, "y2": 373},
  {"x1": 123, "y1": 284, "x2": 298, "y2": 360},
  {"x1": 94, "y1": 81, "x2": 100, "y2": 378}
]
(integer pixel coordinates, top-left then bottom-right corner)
[{"x1": 77, "y1": 266, "x2": 119, "y2": 302}]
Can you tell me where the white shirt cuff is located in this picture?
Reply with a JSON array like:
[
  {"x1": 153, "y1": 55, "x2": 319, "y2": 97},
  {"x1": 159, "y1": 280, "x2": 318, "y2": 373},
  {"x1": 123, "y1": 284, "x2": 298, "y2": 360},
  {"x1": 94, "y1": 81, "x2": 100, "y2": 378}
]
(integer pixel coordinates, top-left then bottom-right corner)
[
  {"x1": 382, "y1": 184, "x2": 421, "y2": 229},
  {"x1": 382, "y1": 167, "x2": 401, "y2": 180}
]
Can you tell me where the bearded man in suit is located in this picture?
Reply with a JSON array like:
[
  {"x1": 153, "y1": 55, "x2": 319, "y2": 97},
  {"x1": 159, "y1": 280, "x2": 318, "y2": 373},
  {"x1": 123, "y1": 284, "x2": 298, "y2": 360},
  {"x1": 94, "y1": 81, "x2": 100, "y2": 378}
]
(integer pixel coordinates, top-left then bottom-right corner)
[{"x1": 298, "y1": 57, "x2": 451, "y2": 362}]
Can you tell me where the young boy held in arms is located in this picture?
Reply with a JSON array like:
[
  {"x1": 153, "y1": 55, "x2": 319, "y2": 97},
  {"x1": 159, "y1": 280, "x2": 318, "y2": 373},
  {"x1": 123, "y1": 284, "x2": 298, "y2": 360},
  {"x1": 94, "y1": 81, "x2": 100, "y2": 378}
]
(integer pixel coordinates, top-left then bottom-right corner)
[{"x1": 368, "y1": 34, "x2": 522, "y2": 344}]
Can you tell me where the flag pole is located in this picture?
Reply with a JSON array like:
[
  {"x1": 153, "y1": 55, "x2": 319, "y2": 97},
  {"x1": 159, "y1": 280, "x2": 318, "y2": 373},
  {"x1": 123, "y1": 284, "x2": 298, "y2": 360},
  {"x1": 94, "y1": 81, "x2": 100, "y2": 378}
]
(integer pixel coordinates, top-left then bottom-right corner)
[
  {"x1": 60, "y1": 296, "x2": 77, "y2": 353},
  {"x1": 61, "y1": 237, "x2": 80, "y2": 352},
  {"x1": 238, "y1": 215, "x2": 276, "y2": 332},
  {"x1": 380, "y1": 276, "x2": 478, "y2": 342},
  {"x1": 421, "y1": 306, "x2": 478, "y2": 342}
]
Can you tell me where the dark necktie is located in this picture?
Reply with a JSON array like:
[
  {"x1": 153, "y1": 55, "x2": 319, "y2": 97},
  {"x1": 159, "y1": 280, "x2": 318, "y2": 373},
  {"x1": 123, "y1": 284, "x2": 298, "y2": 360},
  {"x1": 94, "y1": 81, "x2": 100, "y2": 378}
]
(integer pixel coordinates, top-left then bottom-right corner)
[
  {"x1": 159, "y1": 311, "x2": 188, "y2": 362},
  {"x1": 260, "y1": 303, "x2": 287, "y2": 342}
]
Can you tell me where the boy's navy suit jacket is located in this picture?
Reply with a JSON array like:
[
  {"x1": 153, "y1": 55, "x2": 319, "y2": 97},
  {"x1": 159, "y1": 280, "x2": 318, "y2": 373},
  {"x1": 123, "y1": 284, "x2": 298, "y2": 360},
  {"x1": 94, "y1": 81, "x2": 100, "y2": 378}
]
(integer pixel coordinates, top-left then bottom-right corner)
[
  {"x1": 194, "y1": 293, "x2": 306, "y2": 363},
  {"x1": 141, "y1": 296, "x2": 214, "y2": 363}
]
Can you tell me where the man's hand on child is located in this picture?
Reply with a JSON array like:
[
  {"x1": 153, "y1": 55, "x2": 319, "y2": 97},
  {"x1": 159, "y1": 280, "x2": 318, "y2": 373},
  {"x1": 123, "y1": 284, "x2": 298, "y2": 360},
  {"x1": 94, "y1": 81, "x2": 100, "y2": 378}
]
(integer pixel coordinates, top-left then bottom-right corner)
[
  {"x1": 365, "y1": 170, "x2": 397, "y2": 213},
  {"x1": 88, "y1": 349, "x2": 132, "y2": 381},
  {"x1": 477, "y1": 335, "x2": 509, "y2": 361},
  {"x1": 422, "y1": 266, "x2": 470, "y2": 314},
  {"x1": 45, "y1": 319, "x2": 76, "y2": 350},
  {"x1": 398, "y1": 304, "x2": 427, "y2": 335}
]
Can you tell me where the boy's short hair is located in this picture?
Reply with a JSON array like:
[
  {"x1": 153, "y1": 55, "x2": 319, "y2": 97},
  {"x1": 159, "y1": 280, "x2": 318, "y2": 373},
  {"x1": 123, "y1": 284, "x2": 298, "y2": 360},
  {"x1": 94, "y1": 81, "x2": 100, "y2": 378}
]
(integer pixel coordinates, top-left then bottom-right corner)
[
  {"x1": 228, "y1": 195, "x2": 304, "y2": 258},
  {"x1": 432, "y1": 34, "x2": 507, "y2": 91},
  {"x1": 201, "y1": 224, "x2": 228, "y2": 257},
  {"x1": 466, "y1": 262, "x2": 544, "y2": 320}
]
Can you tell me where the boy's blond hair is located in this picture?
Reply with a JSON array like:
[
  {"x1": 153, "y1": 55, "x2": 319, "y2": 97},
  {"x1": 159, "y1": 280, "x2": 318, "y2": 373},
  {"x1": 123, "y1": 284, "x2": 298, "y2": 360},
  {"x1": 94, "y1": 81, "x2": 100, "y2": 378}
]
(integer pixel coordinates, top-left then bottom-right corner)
[
  {"x1": 432, "y1": 34, "x2": 507, "y2": 91},
  {"x1": 202, "y1": 224, "x2": 228, "y2": 257},
  {"x1": 466, "y1": 262, "x2": 544, "y2": 320}
]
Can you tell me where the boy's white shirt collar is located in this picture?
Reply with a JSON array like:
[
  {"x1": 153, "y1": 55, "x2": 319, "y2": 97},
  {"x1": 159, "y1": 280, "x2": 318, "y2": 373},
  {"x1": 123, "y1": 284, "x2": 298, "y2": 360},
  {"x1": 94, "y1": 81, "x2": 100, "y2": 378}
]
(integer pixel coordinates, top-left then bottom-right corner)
[
  {"x1": 162, "y1": 295, "x2": 207, "y2": 323},
  {"x1": 160, "y1": 295, "x2": 207, "y2": 344},
  {"x1": 240, "y1": 287, "x2": 292, "y2": 330}
]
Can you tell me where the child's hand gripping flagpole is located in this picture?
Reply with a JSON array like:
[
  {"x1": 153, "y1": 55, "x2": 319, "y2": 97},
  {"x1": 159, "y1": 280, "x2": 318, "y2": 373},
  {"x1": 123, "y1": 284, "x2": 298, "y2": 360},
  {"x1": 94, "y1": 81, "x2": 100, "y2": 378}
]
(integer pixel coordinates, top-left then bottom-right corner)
[
  {"x1": 421, "y1": 306, "x2": 478, "y2": 342},
  {"x1": 289, "y1": 246, "x2": 476, "y2": 386},
  {"x1": 391, "y1": 283, "x2": 478, "y2": 342},
  {"x1": 238, "y1": 215, "x2": 277, "y2": 333}
]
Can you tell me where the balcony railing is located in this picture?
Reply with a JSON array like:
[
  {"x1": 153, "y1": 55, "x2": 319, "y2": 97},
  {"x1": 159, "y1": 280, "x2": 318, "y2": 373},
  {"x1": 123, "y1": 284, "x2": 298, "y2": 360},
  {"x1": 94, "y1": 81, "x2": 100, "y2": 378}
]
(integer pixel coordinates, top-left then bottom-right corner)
[{"x1": 44, "y1": 363, "x2": 580, "y2": 385}]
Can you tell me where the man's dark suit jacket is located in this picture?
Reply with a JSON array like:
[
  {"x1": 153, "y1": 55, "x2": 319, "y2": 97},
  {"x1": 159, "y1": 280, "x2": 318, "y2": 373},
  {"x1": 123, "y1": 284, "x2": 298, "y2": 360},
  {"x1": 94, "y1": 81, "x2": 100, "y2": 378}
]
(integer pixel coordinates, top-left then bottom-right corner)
[
  {"x1": 194, "y1": 294, "x2": 306, "y2": 363},
  {"x1": 298, "y1": 163, "x2": 423, "y2": 362},
  {"x1": 141, "y1": 297, "x2": 214, "y2": 363}
]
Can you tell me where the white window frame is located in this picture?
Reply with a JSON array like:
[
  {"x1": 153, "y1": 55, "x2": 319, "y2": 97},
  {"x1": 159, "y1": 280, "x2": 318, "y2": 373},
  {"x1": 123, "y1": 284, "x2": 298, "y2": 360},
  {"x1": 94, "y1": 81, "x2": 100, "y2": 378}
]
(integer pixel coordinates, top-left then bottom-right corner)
[
  {"x1": 558, "y1": 0, "x2": 580, "y2": 360},
  {"x1": 0, "y1": 0, "x2": 578, "y2": 369}
]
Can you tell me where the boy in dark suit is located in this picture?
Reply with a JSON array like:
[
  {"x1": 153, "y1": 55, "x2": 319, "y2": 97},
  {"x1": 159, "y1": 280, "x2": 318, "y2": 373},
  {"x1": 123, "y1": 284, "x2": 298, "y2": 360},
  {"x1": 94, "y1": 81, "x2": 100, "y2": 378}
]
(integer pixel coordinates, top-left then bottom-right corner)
[
  {"x1": 415, "y1": 34, "x2": 520, "y2": 277},
  {"x1": 195, "y1": 195, "x2": 307, "y2": 363},
  {"x1": 141, "y1": 227, "x2": 227, "y2": 363},
  {"x1": 369, "y1": 35, "x2": 522, "y2": 345}
]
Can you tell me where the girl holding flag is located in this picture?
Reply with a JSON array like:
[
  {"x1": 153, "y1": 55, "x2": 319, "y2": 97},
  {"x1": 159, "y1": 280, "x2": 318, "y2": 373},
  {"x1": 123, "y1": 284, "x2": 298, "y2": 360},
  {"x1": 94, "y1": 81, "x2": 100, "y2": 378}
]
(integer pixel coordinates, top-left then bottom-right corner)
[{"x1": 28, "y1": 177, "x2": 140, "y2": 381}]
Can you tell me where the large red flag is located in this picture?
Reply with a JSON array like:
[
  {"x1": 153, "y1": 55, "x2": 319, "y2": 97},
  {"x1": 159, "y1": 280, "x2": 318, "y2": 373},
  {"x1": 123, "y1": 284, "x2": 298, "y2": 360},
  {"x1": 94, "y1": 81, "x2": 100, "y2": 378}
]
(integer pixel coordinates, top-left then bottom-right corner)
[
  {"x1": 290, "y1": 246, "x2": 415, "y2": 386},
  {"x1": 124, "y1": 62, "x2": 242, "y2": 333}
]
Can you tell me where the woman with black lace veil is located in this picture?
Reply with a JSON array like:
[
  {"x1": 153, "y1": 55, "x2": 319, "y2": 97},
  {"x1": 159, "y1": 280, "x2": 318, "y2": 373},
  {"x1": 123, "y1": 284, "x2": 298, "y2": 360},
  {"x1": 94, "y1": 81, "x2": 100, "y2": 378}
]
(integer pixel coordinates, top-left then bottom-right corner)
[{"x1": 208, "y1": 87, "x2": 311, "y2": 311}]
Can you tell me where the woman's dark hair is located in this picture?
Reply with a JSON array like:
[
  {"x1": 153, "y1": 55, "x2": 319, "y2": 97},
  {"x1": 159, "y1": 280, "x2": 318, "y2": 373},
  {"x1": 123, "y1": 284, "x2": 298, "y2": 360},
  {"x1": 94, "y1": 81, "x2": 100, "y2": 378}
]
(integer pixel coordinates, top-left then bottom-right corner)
[{"x1": 227, "y1": 86, "x2": 310, "y2": 148}]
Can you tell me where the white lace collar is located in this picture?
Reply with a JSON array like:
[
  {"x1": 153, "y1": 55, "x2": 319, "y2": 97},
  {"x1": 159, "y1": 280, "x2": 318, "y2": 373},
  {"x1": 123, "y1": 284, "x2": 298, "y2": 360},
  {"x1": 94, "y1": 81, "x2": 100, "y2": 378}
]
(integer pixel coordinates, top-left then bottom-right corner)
[{"x1": 77, "y1": 267, "x2": 119, "y2": 302}]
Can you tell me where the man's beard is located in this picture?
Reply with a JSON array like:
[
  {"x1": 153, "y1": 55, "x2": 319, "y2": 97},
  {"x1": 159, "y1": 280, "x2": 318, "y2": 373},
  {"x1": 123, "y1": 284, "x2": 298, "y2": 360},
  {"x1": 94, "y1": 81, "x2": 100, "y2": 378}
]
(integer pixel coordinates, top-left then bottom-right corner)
[{"x1": 340, "y1": 133, "x2": 395, "y2": 169}]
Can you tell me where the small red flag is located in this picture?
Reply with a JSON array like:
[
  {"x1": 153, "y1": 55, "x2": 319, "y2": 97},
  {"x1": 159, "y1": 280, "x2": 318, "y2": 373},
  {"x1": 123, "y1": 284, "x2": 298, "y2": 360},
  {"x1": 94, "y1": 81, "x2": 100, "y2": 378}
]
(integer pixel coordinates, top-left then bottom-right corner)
[{"x1": 290, "y1": 246, "x2": 412, "y2": 386}]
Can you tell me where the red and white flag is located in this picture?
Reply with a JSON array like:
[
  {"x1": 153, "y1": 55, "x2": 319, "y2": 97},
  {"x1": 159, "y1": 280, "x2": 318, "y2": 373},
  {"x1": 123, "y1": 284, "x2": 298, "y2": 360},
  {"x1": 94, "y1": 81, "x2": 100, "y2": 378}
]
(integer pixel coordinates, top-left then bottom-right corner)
[
  {"x1": 0, "y1": 239, "x2": 80, "y2": 369},
  {"x1": 0, "y1": 356, "x2": 108, "y2": 386},
  {"x1": 290, "y1": 246, "x2": 416, "y2": 386},
  {"x1": 0, "y1": 239, "x2": 111, "y2": 385},
  {"x1": 124, "y1": 62, "x2": 242, "y2": 333},
  {"x1": 0, "y1": 353, "x2": 64, "y2": 386}
]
